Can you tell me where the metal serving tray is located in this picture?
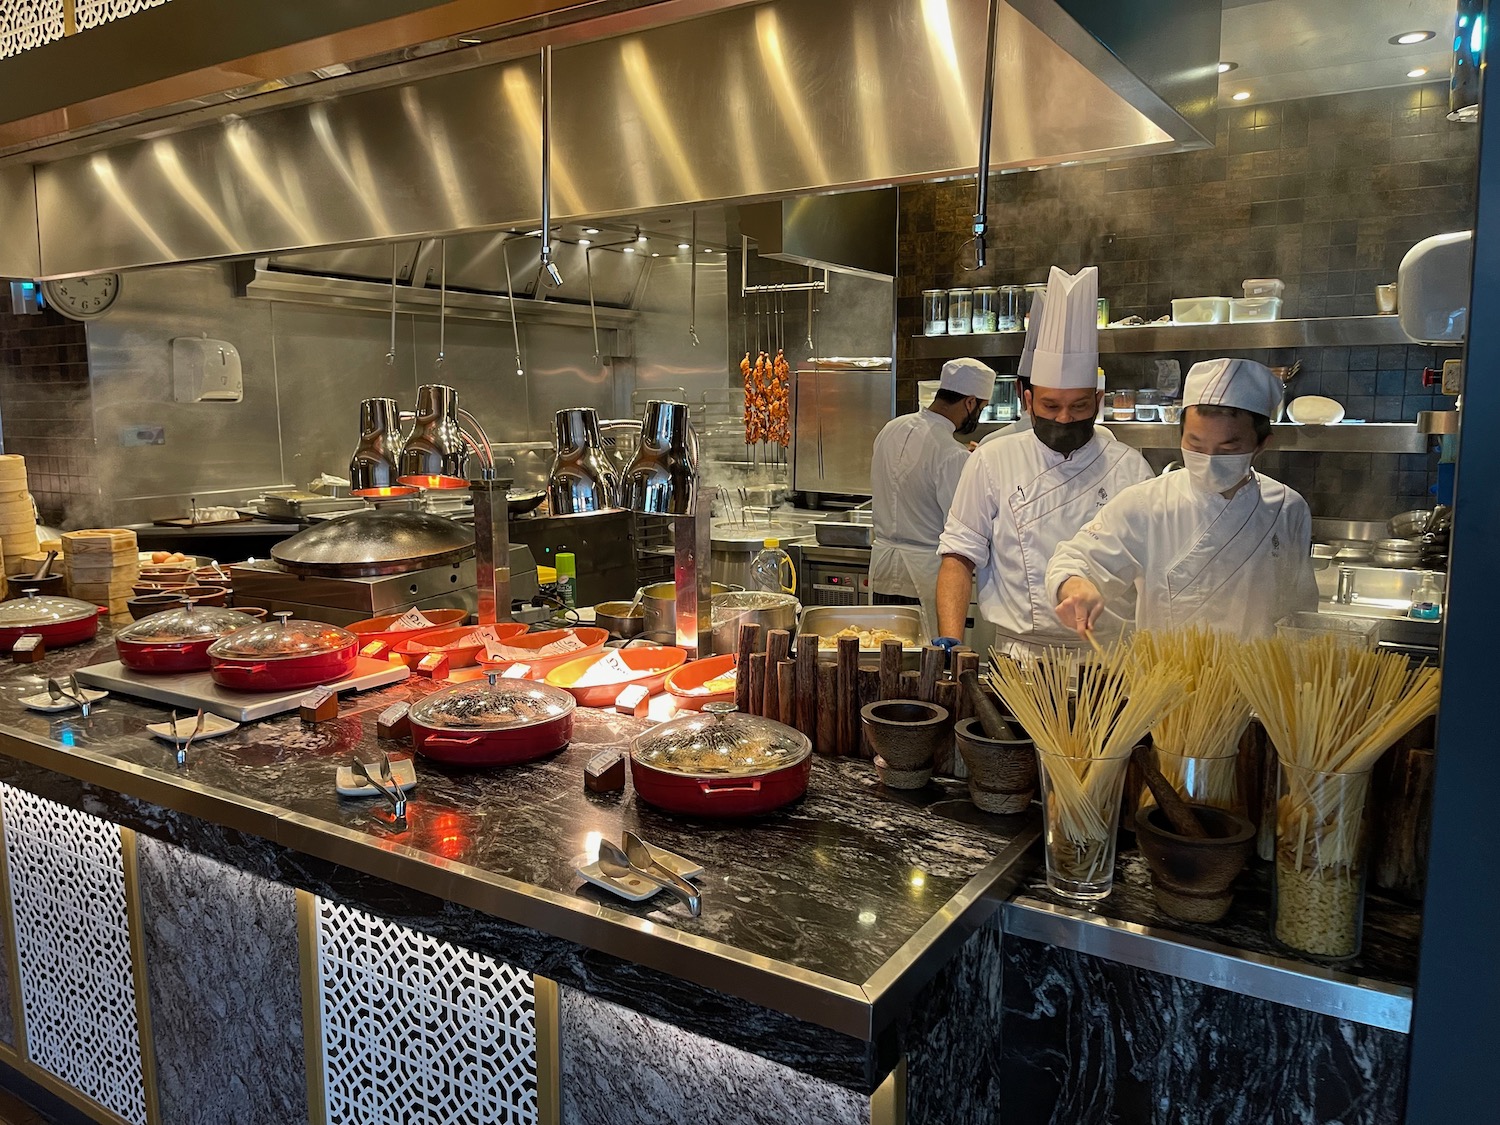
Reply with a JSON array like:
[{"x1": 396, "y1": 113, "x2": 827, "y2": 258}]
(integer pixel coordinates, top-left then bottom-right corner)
[
  {"x1": 797, "y1": 605, "x2": 923, "y2": 668},
  {"x1": 813, "y1": 511, "x2": 874, "y2": 548}
]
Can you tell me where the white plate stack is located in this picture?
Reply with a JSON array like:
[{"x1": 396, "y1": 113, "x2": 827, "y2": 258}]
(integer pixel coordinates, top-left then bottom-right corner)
[
  {"x1": 61, "y1": 529, "x2": 140, "y2": 622},
  {"x1": 0, "y1": 455, "x2": 38, "y2": 581}
]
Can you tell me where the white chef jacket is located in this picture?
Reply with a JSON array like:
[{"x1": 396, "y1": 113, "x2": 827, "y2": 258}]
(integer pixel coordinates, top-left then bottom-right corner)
[
  {"x1": 938, "y1": 430, "x2": 1153, "y2": 657},
  {"x1": 870, "y1": 409, "x2": 970, "y2": 636},
  {"x1": 1045, "y1": 468, "x2": 1319, "y2": 640}
]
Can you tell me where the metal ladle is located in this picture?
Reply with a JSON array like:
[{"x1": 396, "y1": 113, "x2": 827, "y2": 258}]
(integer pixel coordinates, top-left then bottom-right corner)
[{"x1": 597, "y1": 838, "x2": 701, "y2": 915}]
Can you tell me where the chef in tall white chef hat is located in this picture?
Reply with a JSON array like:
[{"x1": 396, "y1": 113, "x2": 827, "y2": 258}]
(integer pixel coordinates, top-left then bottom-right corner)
[
  {"x1": 1049, "y1": 357, "x2": 1318, "y2": 640},
  {"x1": 869, "y1": 356, "x2": 992, "y2": 639},
  {"x1": 935, "y1": 266, "x2": 1151, "y2": 655}
]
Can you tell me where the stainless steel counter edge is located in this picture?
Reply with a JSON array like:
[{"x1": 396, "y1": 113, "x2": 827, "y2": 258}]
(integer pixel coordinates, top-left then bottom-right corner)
[
  {"x1": 0, "y1": 721, "x2": 1033, "y2": 1042},
  {"x1": 1003, "y1": 897, "x2": 1413, "y2": 1033}
]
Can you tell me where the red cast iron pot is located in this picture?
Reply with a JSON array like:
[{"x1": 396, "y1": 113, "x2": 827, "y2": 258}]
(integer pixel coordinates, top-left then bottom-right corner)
[
  {"x1": 0, "y1": 590, "x2": 105, "y2": 653},
  {"x1": 410, "y1": 674, "x2": 576, "y2": 766},
  {"x1": 206, "y1": 613, "x2": 359, "y2": 693},
  {"x1": 116, "y1": 603, "x2": 255, "y2": 674}
]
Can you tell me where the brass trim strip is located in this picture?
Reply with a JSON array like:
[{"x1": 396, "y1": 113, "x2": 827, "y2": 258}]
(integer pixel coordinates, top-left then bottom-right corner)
[
  {"x1": 0, "y1": 790, "x2": 28, "y2": 1061},
  {"x1": 533, "y1": 975, "x2": 560, "y2": 1125},
  {"x1": 869, "y1": 1056, "x2": 906, "y2": 1125},
  {"x1": 119, "y1": 828, "x2": 162, "y2": 1125},
  {"x1": 63, "y1": 0, "x2": 77, "y2": 38},
  {"x1": 296, "y1": 891, "x2": 328, "y2": 1125}
]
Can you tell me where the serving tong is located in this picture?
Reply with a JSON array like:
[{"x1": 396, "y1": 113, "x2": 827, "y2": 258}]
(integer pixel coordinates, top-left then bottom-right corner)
[
  {"x1": 596, "y1": 830, "x2": 702, "y2": 916},
  {"x1": 353, "y1": 753, "x2": 408, "y2": 828},
  {"x1": 46, "y1": 675, "x2": 92, "y2": 717},
  {"x1": 168, "y1": 708, "x2": 206, "y2": 766}
]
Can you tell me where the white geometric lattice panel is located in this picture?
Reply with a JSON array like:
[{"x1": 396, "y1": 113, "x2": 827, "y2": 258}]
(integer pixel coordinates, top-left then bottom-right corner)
[
  {"x1": 0, "y1": 1, "x2": 65, "y2": 60},
  {"x1": 315, "y1": 899, "x2": 537, "y2": 1125},
  {"x1": 0, "y1": 786, "x2": 146, "y2": 1125},
  {"x1": 75, "y1": 0, "x2": 174, "y2": 31}
]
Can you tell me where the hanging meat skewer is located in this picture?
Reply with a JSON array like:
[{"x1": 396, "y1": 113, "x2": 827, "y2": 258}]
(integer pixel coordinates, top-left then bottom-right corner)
[{"x1": 741, "y1": 351, "x2": 755, "y2": 450}]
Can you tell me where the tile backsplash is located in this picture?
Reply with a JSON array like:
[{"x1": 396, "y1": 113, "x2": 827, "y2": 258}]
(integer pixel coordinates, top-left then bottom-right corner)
[{"x1": 896, "y1": 82, "x2": 1475, "y2": 521}]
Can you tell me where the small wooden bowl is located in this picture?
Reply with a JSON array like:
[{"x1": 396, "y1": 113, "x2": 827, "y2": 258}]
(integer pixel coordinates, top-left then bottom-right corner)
[{"x1": 1134, "y1": 804, "x2": 1256, "y2": 924}]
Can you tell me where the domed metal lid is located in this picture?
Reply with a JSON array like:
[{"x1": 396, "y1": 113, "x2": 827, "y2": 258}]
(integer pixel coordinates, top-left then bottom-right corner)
[
  {"x1": 410, "y1": 673, "x2": 576, "y2": 733},
  {"x1": 207, "y1": 612, "x2": 355, "y2": 661},
  {"x1": 271, "y1": 509, "x2": 474, "y2": 577},
  {"x1": 117, "y1": 603, "x2": 252, "y2": 644},
  {"x1": 0, "y1": 590, "x2": 99, "y2": 628},
  {"x1": 631, "y1": 703, "x2": 810, "y2": 777}
]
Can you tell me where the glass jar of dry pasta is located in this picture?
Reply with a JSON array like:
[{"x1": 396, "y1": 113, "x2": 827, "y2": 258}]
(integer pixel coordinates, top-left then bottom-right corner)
[
  {"x1": 1271, "y1": 760, "x2": 1373, "y2": 959},
  {"x1": 1035, "y1": 743, "x2": 1136, "y2": 900}
]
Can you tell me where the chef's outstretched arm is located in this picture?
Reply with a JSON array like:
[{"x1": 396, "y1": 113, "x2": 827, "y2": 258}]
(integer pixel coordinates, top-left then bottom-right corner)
[
  {"x1": 936, "y1": 554, "x2": 976, "y2": 639},
  {"x1": 1046, "y1": 505, "x2": 1146, "y2": 637}
]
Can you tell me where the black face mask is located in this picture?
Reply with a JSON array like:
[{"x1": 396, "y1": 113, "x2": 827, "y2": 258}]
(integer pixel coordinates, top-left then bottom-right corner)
[
  {"x1": 1032, "y1": 414, "x2": 1095, "y2": 456},
  {"x1": 956, "y1": 402, "x2": 983, "y2": 436}
]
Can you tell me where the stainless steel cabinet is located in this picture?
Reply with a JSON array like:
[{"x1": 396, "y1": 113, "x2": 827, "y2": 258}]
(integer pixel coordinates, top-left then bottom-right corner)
[{"x1": 791, "y1": 369, "x2": 893, "y2": 497}]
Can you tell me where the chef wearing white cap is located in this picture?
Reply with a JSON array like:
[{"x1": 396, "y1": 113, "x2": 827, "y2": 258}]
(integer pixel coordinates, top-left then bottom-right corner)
[
  {"x1": 869, "y1": 357, "x2": 991, "y2": 637},
  {"x1": 1049, "y1": 357, "x2": 1318, "y2": 640},
  {"x1": 935, "y1": 267, "x2": 1151, "y2": 655}
]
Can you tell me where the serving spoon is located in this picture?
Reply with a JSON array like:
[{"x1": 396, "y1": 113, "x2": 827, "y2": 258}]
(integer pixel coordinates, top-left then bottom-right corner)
[{"x1": 597, "y1": 838, "x2": 701, "y2": 916}]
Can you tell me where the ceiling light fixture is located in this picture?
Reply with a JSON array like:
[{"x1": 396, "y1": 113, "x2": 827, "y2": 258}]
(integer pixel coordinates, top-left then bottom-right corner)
[
  {"x1": 577, "y1": 238, "x2": 591, "y2": 246},
  {"x1": 583, "y1": 227, "x2": 600, "y2": 235},
  {"x1": 1232, "y1": 91, "x2": 1251, "y2": 101},
  {"x1": 1391, "y1": 30, "x2": 1435, "y2": 45},
  {"x1": 1408, "y1": 67, "x2": 1429, "y2": 78},
  {"x1": 677, "y1": 242, "x2": 690, "y2": 249},
  {"x1": 1217, "y1": 61, "x2": 1237, "y2": 74},
  {"x1": 622, "y1": 246, "x2": 635, "y2": 253},
  {"x1": 636, "y1": 233, "x2": 648, "y2": 243},
  {"x1": 651, "y1": 252, "x2": 660, "y2": 258},
  {"x1": 458, "y1": 36, "x2": 482, "y2": 45}
]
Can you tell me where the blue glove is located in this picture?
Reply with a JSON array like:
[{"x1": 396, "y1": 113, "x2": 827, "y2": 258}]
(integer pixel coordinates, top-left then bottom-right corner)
[{"x1": 931, "y1": 636, "x2": 962, "y2": 667}]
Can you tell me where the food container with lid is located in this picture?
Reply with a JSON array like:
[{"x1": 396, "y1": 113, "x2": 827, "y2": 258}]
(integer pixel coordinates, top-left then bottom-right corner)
[
  {"x1": 1134, "y1": 389, "x2": 1163, "y2": 422},
  {"x1": 971, "y1": 287, "x2": 1000, "y2": 333},
  {"x1": 1242, "y1": 278, "x2": 1286, "y2": 299},
  {"x1": 1229, "y1": 297, "x2": 1282, "y2": 323},
  {"x1": 997, "y1": 285, "x2": 1024, "y2": 332},
  {"x1": 946, "y1": 288, "x2": 974, "y2": 335},
  {"x1": 630, "y1": 702, "x2": 812, "y2": 817},
  {"x1": 1171, "y1": 297, "x2": 1231, "y2": 325},
  {"x1": 410, "y1": 673, "x2": 575, "y2": 766},
  {"x1": 922, "y1": 290, "x2": 947, "y2": 336},
  {"x1": 116, "y1": 603, "x2": 254, "y2": 673},
  {"x1": 0, "y1": 590, "x2": 105, "y2": 652},
  {"x1": 206, "y1": 612, "x2": 358, "y2": 692}
]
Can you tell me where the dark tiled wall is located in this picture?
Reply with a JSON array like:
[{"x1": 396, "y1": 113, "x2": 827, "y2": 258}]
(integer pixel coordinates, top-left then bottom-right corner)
[
  {"x1": 896, "y1": 83, "x2": 1476, "y2": 521},
  {"x1": 0, "y1": 306, "x2": 98, "y2": 527}
]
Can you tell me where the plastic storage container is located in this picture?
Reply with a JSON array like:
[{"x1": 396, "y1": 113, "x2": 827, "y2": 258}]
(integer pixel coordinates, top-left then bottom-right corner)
[
  {"x1": 947, "y1": 288, "x2": 974, "y2": 335},
  {"x1": 971, "y1": 287, "x2": 1000, "y2": 333},
  {"x1": 1134, "y1": 389, "x2": 1162, "y2": 421},
  {"x1": 922, "y1": 290, "x2": 947, "y2": 336},
  {"x1": 1242, "y1": 278, "x2": 1286, "y2": 299},
  {"x1": 1171, "y1": 297, "x2": 1231, "y2": 325},
  {"x1": 1230, "y1": 297, "x2": 1283, "y2": 323}
]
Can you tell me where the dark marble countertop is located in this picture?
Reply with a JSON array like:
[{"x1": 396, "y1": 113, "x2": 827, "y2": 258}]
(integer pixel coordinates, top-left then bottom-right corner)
[
  {"x1": 0, "y1": 631, "x2": 1037, "y2": 1040},
  {"x1": 1006, "y1": 849, "x2": 1420, "y2": 1032}
]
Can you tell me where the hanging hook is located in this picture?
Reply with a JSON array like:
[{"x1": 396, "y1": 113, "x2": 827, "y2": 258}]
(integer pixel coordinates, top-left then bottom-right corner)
[
  {"x1": 435, "y1": 238, "x2": 447, "y2": 369},
  {"x1": 586, "y1": 245, "x2": 601, "y2": 365},
  {"x1": 502, "y1": 238, "x2": 523, "y2": 377},
  {"x1": 386, "y1": 244, "x2": 398, "y2": 365}
]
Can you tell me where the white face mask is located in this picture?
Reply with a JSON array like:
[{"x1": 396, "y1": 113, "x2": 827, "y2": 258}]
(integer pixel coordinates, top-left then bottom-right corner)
[{"x1": 1182, "y1": 449, "x2": 1254, "y2": 494}]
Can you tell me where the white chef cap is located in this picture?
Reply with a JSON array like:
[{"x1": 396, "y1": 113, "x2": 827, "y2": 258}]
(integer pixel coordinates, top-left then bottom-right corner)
[
  {"x1": 1030, "y1": 266, "x2": 1099, "y2": 390},
  {"x1": 1017, "y1": 289, "x2": 1046, "y2": 379},
  {"x1": 1182, "y1": 358, "x2": 1282, "y2": 419},
  {"x1": 939, "y1": 357, "x2": 996, "y2": 400}
]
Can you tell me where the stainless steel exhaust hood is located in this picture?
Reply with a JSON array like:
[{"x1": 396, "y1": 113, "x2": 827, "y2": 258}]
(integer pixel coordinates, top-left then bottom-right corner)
[
  {"x1": 739, "y1": 191, "x2": 898, "y2": 281},
  {"x1": 0, "y1": 0, "x2": 1219, "y2": 280}
]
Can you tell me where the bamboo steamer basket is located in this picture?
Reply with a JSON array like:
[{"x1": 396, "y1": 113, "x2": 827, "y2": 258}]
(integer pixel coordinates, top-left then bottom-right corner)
[
  {"x1": 62, "y1": 530, "x2": 138, "y2": 621},
  {"x1": 0, "y1": 456, "x2": 28, "y2": 485},
  {"x1": 61, "y1": 529, "x2": 138, "y2": 557}
]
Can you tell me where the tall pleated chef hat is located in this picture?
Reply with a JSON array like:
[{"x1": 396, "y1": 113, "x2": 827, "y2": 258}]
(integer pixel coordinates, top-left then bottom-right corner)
[
  {"x1": 939, "y1": 357, "x2": 996, "y2": 399},
  {"x1": 1030, "y1": 266, "x2": 1100, "y2": 390},
  {"x1": 1182, "y1": 358, "x2": 1282, "y2": 419},
  {"x1": 1017, "y1": 289, "x2": 1046, "y2": 379}
]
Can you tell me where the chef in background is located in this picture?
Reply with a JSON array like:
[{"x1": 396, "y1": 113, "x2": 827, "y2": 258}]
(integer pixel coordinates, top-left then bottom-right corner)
[
  {"x1": 936, "y1": 266, "x2": 1152, "y2": 655},
  {"x1": 869, "y1": 357, "x2": 992, "y2": 638},
  {"x1": 1049, "y1": 357, "x2": 1318, "y2": 640}
]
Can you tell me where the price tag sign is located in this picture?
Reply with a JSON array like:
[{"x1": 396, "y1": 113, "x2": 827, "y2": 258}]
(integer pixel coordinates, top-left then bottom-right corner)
[
  {"x1": 301, "y1": 686, "x2": 335, "y2": 709},
  {"x1": 501, "y1": 663, "x2": 532, "y2": 679},
  {"x1": 378, "y1": 702, "x2": 410, "y2": 726}
]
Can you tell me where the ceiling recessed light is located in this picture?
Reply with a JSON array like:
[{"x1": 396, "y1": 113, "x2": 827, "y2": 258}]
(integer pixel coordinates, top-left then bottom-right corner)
[
  {"x1": 1408, "y1": 67, "x2": 1429, "y2": 78},
  {"x1": 677, "y1": 242, "x2": 690, "y2": 249},
  {"x1": 1218, "y1": 61, "x2": 1237, "y2": 74},
  {"x1": 622, "y1": 246, "x2": 635, "y2": 254},
  {"x1": 702, "y1": 247, "x2": 713, "y2": 254},
  {"x1": 651, "y1": 252, "x2": 660, "y2": 258},
  {"x1": 577, "y1": 238, "x2": 591, "y2": 246},
  {"x1": 583, "y1": 227, "x2": 600, "y2": 234},
  {"x1": 636, "y1": 234, "x2": 647, "y2": 243},
  {"x1": 1391, "y1": 30, "x2": 1435, "y2": 45},
  {"x1": 1232, "y1": 91, "x2": 1251, "y2": 101}
]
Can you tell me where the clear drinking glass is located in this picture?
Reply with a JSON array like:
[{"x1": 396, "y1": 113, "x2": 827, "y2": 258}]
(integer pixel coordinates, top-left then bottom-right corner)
[
  {"x1": 922, "y1": 290, "x2": 948, "y2": 336},
  {"x1": 1035, "y1": 744, "x2": 1135, "y2": 900},
  {"x1": 947, "y1": 288, "x2": 974, "y2": 335},
  {"x1": 1272, "y1": 760, "x2": 1372, "y2": 960}
]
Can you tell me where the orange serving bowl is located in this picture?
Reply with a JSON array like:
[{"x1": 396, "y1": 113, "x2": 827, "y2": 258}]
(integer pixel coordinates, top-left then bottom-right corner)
[
  {"x1": 664, "y1": 653, "x2": 739, "y2": 711},
  {"x1": 348, "y1": 608, "x2": 468, "y2": 648},
  {"x1": 391, "y1": 622, "x2": 527, "y2": 669},
  {"x1": 476, "y1": 627, "x2": 610, "y2": 678},
  {"x1": 545, "y1": 646, "x2": 688, "y2": 708}
]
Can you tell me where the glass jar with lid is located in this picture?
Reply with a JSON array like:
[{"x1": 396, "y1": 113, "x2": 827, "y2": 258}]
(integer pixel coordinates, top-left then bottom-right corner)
[
  {"x1": 1022, "y1": 283, "x2": 1048, "y2": 328},
  {"x1": 922, "y1": 290, "x2": 948, "y2": 336},
  {"x1": 997, "y1": 286, "x2": 1023, "y2": 332},
  {"x1": 971, "y1": 287, "x2": 1000, "y2": 334},
  {"x1": 947, "y1": 288, "x2": 974, "y2": 335},
  {"x1": 1134, "y1": 388, "x2": 1163, "y2": 422}
]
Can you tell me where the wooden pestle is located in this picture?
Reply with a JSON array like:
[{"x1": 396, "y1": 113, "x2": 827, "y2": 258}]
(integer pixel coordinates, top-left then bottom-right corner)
[
  {"x1": 918, "y1": 645, "x2": 944, "y2": 702},
  {"x1": 953, "y1": 650, "x2": 979, "y2": 724},
  {"x1": 957, "y1": 670, "x2": 1021, "y2": 742},
  {"x1": 1132, "y1": 743, "x2": 1210, "y2": 839},
  {"x1": 735, "y1": 623, "x2": 761, "y2": 713}
]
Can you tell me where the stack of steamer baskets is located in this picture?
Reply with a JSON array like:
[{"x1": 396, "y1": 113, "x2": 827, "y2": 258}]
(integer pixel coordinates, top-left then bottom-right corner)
[
  {"x1": 61, "y1": 529, "x2": 139, "y2": 623},
  {"x1": 0, "y1": 455, "x2": 38, "y2": 591}
]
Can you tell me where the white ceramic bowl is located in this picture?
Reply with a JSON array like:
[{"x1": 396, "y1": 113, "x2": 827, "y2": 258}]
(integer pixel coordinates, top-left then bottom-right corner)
[{"x1": 1287, "y1": 395, "x2": 1346, "y2": 425}]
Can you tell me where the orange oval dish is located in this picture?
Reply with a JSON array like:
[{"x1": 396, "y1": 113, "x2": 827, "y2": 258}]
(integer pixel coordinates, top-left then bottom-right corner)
[
  {"x1": 391, "y1": 623, "x2": 528, "y2": 669},
  {"x1": 545, "y1": 647, "x2": 688, "y2": 708},
  {"x1": 476, "y1": 627, "x2": 610, "y2": 678},
  {"x1": 348, "y1": 608, "x2": 468, "y2": 648},
  {"x1": 664, "y1": 653, "x2": 739, "y2": 711}
]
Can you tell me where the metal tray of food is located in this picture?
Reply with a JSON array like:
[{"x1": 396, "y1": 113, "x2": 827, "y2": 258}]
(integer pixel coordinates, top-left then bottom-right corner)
[
  {"x1": 797, "y1": 605, "x2": 923, "y2": 668},
  {"x1": 259, "y1": 492, "x2": 367, "y2": 519},
  {"x1": 813, "y1": 511, "x2": 874, "y2": 548}
]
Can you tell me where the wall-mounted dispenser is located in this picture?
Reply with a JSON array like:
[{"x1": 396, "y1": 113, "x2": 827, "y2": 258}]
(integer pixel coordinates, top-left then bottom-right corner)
[{"x1": 171, "y1": 336, "x2": 243, "y2": 402}]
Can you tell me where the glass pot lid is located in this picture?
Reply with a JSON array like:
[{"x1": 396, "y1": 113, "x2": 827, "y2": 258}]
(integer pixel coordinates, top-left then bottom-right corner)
[
  {"x1": 0, "y1": 590, "x2": 99, "y2": 628},
  {"x1": 206, "y1": 612, "x2": 356, "y2": 661},
  {"x1": 410, "y1": 673, "x2": 576, "y2": 732},
  {"x1": 631, "y1": 703, "x2": 810, "y2": 778},
  {"x1": 117, "y1": 604, "x2": 254, "y2": 644}
]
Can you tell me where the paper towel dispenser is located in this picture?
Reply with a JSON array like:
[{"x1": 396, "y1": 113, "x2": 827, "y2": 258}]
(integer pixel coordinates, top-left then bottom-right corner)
[
  {"x1": 171, "y1": 336, "x2": 243, "y2": 402},
  {"x1": 1398, "y1": 231, "x2": 1473, "y2": 344}
]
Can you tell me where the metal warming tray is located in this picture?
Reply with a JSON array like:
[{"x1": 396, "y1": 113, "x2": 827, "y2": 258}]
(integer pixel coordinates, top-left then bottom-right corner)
[
  {"x1": 75, "y1": 657, "x2": 409, "y2": 722},
  {"x1": 258, "y1": 492, "x2": 367, "y2": 518},
  {"x1": 797, "y1": 605, "x2": 924, "y2": 668},
  {"x1": 813, "y1": 511, "x2": 874, "y2": 548}
]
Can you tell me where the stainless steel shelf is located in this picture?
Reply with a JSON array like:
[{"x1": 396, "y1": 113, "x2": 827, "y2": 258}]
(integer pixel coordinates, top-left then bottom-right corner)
[
  {"x1": 910, "y1": 316, "x2": 1414, "y2": 359},
  {"x1": 1108, "y1": 421, "x2": 1429, "y2": 453}
]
